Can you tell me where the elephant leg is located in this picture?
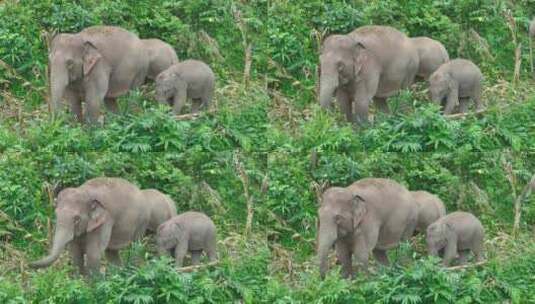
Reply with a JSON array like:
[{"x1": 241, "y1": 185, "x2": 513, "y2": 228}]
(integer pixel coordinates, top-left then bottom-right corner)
[
  {"x1": 190, "y1": 250, "x2": 202, "y2": 266},
  {"x1": 206, "y1": 240, "x2": 217, "y2": 262},
  {"x1": 84, "y1": 240, "x2": 103, "y2": 276},
  {"x1": 69, "y1": 240, "x2": 86, "y2": 275},
  {"x1": 335, "y1": 240, "x2": 353, "y2": 279},
  {"x1": 352, "y1": 82, "x2": 372, "y2": 125},
  {"x1": 472, "y1": 241, "x2": 484, "y2": 262},
  {"x1": 336, "y1": 89, "x2": 352, "y2": 122},
  {"x1": 373, "y1": 97, "x2": 390, "y2": 114},
  {"x1": 458, "y1": 97, "x2": 470, "y2": 114},
  {"x1": 372, "y1": 249, "x2": 389, "y2": 266},
  {"x1": 172, "y1": 80, "x2": 188, "y2": 115},
  {"x1": 84, "y1": 71, "x2": 110, "y2": 124},
  {"x1": 200, "y1": 89, "x2": 213, "y2": 111},
  {"x1": 104, "y1": 97, "x2": 119, "y2": 114},
  {"x1": 63, "y1": 88, "x2": 82, "y2": 121},
  {"x1": 191, "y1": 99, "x2": 203, "y2": 114},
  {"x1": 105, "y1": 249, "x2": 122, "y2": 266},
  {"x1": 174, "y1": 243, "x2": 188, "y2": 268},
  {"x1": 457, "y1": 250, "x2": 470, "y2": 265}
]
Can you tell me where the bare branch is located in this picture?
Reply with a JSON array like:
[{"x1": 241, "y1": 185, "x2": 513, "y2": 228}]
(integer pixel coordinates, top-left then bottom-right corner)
[
  {"x1": 445, "y1": 108, "x2": 487, "y2": 119},
  {"x1": 445, "y1": 260, "x2": 487, "y2": 271},
  {"x1": 513, "y1": 174, "x2": 535, "y2": 236},
  {"x1": 177, "y1": 260, "x2": 218, "y2": 273}
]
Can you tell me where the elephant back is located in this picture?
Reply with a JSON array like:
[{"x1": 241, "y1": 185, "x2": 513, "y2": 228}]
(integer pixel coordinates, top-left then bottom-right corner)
[
  {"x1": 82, "y1": 177, "x2": 151, "y2": 249},
  {"x1": 349, "y1": 178, "x2": 417, "y2": 248},
  {"x1": 348, "y1": 26, "x2": 419, "y2": 96}
]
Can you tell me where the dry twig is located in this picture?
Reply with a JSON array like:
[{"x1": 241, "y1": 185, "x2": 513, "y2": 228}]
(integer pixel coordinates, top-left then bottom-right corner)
[
  {"x1": 177, "y1": 261, "x2": 218, "y2": 273},
  {"x1": 445, "y1": 260, "x2": 487, "y2": 271},
  {"x1": 444, "y1": 108, "x2": 487, "y2": 119},
  {"x1": 512, "y1": 174, "x2": 535, "y2": 236}
]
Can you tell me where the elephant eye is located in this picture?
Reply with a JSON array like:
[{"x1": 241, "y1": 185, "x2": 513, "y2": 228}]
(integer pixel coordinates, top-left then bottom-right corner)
[{"x1": 73, "y1": 215, "x2": 81, "y2": 224}]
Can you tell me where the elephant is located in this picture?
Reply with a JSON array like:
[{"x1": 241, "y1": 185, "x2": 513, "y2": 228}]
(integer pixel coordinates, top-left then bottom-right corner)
[
  {"x1": 29, "y1": 177, "x2": 151, "y2": 275},
  {"x1": 530, "y1": 18, "x2": 535, "y2": 38},
  {"x1": 154, "y1": 60, "x2": 215, "y2": 115},
  {"x1": 49, "y1": 26, "x2": 149, "y2": 124},
  {"x1": 317, "y1": 178, "x2": 418, "y2": 279},
  {"x1": 411, "y1": 190, "x2": 446, "y2": 234},
  {"x1": 426, "y1": 211, "x2": 484, "y2": 266},
  {"x1": 318, "y1": 25, "x2": 419, "y2": 125},
  {"x1": 141, "y1": 189, "x2": 177, "y2": 233},
  {"x1": 141, "y1": 39, "x2": 179, "y2": 81},
  {"x1": 429, "y1": 59, "x2": 483, "y2": 115},
  {"x1": 156, "y1": 211, "x2": 217, "y2": 268},
  {"x1": 410, "y1": 37, "x2": 449, "y2": 80}
]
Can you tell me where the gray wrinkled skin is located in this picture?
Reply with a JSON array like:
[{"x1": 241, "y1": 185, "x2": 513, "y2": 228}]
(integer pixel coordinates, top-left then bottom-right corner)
[
  {"x1": 318, "y1": 26, "x2": 419, "y2": 125},
  {"x1": 411, "y1": 190, "x2": 447, "y2": 234},
  {"x1": 141, "y1": 39, "x2": 179, "y2": 80},
  {"x1": 429, "y1": 59, "x2": 483, "y2": 115},
  {"x1": 156, "y1": 211, "x2": 217, "y2": 267},
  {"x1": 426, "y1": 211, "x2": 484, "y2": 266},
  {"x1": 49, "y1": 26, "x2": 149, "y2": 124},
  {"x1": 29, "y1": 178, "x2": 152, "y2": 276},
  {"x1": 410, "y1": 37, "x2": 449, "y2": 80},
  {"x1": 317, "y1": 178, "x2": 418, "y2": 279},
  {"x1": 141, "y1": 189, "x2": 177, "y2": 233},
  {"x1": 155, "y1": 60, "x2": 215, "y2": 115}
]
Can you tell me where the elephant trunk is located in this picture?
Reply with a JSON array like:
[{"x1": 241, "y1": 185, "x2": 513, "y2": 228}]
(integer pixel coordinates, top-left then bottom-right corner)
[
  {"x1": 29, "y1": 224, "x2": 74, "y2": 268},
  {"x1": 317, "y1": 222, "x2": 337, "y2": 279},
  {"x1": 319, "y1": 75, "x2": 338, "y2": 109},
  {"x1": 50, "y1": 63, "x2": 69, "y2": 114}
]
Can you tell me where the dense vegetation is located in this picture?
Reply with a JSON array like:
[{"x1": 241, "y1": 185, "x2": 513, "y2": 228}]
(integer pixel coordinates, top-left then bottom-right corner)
[{"x1": 1, "y1": 0, "x2": 534, "y2": 303}]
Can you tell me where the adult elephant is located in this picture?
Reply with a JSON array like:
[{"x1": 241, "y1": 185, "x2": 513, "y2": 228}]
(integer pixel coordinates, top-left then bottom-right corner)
[
  {"x1": 49, "y1": 26, "x2": 149, "y2": 124},
  {"x1": 317, "y1": 178, "x2": 417, "y2": 279},
  {"x1": 141, "y1": 39, "x2": 179, "y2": 81},
  {"x1": 410, "y1": 37, "x2": 449, "y2": 80},
  {"x1": 319, "y1": 26, "x2": 419, "y2": 124},
  {"x1": 29, "y1": 177, "x2": 151, "y2": 275}
]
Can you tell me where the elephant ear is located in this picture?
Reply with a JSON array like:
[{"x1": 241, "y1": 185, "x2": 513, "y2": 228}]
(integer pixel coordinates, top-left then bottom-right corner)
[
  {"x1": 351, "y1": 194, "x2": 366, "y2": 231},
  {"x1": 83, "y1": 41, "x2": 102, "y2": 77},
  {"x1": 352, "y1": 41, "x2": 366, "y2": 79},
  {"x1": 87, "y1": 199, "x2": 110, "y2": 232}
]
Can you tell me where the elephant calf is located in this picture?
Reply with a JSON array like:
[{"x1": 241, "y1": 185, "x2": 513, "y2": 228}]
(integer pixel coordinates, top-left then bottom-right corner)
[
  {"x1": 157, "y1": 211, "x2": 217, "y2": 268},
  {"x1": 411, "y1": 190, "x2": 446, "y2": 234},
  {"x1": 429, "y1": 59, "x2": 483, "y2": 115},
  {"x1": 155, "y1": 60, "x2": 215, "y2": 115},
  {"x1": 141, "y1": 189, "x2": 177, "y2": 233},
  {"x1": 426, "y1": 211, "x2": 484, "y2": 266}
]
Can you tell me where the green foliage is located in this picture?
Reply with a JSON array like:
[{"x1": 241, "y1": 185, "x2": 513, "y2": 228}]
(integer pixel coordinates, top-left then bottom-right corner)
[{"x1": 1, "y1": 0, "x2": 535, "y2": 303}]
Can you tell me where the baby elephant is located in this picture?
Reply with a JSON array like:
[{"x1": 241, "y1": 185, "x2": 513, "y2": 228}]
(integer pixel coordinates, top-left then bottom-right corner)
[
  {"x1": 155, "y1": 60, "x2": 215, "y2": 115},
  {"x1": 157, "y1": 211, "x2": 217, "y2": 267},
  {"x1": 426, "y1": 211, "x2": 484, "y2": 266},
  {"x1": 429, "y1": 59, "x2": 483, "y2": 115}
]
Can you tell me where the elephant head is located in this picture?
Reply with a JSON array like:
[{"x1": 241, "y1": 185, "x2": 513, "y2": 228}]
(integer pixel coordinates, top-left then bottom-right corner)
[
  {"x1": 156, "y1": 221, "x2": 182, "y2": 256},
  {"x1": 428, "y1": 71, "x2": 452, "y2": 106},
  {"x1": 318, "y1": 35, "x2": 365, "y2": 109},
  {"x1": 49, "y1": 34, "x2": 103, "y2": 113},
  {"x1": 425, "y1": 221, "x2": 455, "y2": 257},
  {"x1": 29, "y1": 187, "x2": 111, "y2": 268},
  {"x1": 317, "y1": 187, "x2": 366, "y2": 279},
  {"x1": 154, "y1": 70, "x2": 176, "y2": 106}
]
